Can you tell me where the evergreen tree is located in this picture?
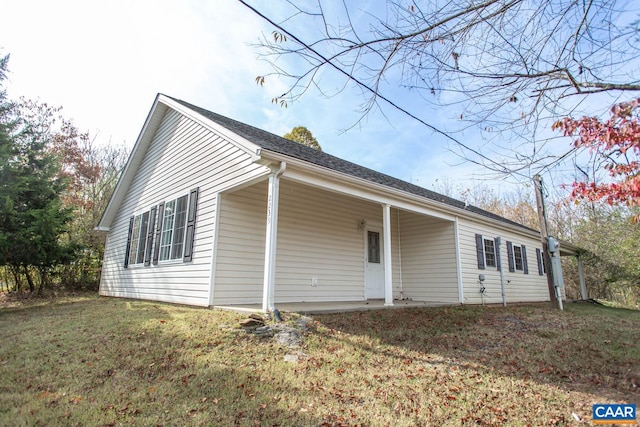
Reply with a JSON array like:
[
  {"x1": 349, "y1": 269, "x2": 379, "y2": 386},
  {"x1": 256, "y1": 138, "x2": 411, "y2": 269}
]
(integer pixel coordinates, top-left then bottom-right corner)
[{"x1": 0, "y1": 55, "x2": 77, "y2": 292}]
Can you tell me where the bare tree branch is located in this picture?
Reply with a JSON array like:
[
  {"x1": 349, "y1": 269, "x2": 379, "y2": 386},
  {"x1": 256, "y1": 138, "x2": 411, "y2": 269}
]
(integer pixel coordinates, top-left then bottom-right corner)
[{"x1": 240, "y1": 0, "x2": 640, "y2": 181}]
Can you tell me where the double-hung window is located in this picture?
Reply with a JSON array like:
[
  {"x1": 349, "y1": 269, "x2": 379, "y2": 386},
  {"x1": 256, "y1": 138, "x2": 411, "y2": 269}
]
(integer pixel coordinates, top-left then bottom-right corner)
[
  {"x1": 475, "y1": 234, "x2": 500, "y2": 270},
  {"x1": 159, "y1": 194, "x2": 189, "y2": 261},
  {"x1": 125, "y1": 188, "x2": 199, "y2": 268},
  {"x1": 535, "y1": 248, "x2": 546, "y2": 275},
  {"x1": 506, "y1": 241, "x2": 529, "y2": 274},
  {"x1": 483, "y1": 238, "x2": 496, "y2": 268},
  {"x1": 126, "y1": 211, "x2": 151, "y2": 266}
]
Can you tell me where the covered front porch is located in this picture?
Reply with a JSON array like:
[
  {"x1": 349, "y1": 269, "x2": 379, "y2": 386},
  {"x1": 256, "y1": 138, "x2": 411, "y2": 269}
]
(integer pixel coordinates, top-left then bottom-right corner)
[{"x1": 211, "y1": 162, "x2": 462, "y2": 312}]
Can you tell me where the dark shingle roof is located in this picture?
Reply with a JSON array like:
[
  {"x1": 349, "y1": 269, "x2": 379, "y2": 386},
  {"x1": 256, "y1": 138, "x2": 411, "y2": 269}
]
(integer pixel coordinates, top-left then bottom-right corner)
[{"x1": 169, "y1": 96, "x2": 537, "y2": 232}]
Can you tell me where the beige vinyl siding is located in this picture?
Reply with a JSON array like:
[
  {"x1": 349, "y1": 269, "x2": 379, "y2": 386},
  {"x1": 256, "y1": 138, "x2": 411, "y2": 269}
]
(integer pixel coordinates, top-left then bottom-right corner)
[
  {"x1": 213, "y1": 179, "x2": 403, "y2": 305},
  {"x1": 457, "y1": 218, "x2": 549, "y2": 305},
  {"x1": 398, "y1": 211, "x2": 458, "y2": 302},
  {"x1": 99, "y1": 109, "x2": 267, "y2": 306},
  {"x1": 213, "y1": 182, "x2": 268, "y2": 304},
  {"x1": 276, "y1": 180, "x2": 396, "y2": 303}
]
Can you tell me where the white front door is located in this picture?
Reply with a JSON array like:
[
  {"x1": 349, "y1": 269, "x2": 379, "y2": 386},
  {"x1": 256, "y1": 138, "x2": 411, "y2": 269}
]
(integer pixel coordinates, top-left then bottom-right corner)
[{"x1": 365, "y1": 227, "x2": 385, "y2": 299}]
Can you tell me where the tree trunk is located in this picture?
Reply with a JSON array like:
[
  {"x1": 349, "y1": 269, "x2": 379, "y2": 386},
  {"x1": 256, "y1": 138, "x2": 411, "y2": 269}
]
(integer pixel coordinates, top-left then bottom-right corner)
[
  {"x1": 23, "y1": 266, "x2": 35, "y2": 293},
  {"x1": 37, "y1": 268, "x2": 48, "y2": 296},
  {"x1": 10, "y1": 266, "x2": 21, "y2": 292}
]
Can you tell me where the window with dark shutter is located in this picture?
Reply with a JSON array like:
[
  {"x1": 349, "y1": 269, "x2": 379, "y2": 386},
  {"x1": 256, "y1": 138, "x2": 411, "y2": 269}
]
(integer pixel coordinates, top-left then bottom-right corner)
[
  {"x1": 183, "y1": 187, "x2": 199, "y2": 262},
  {"x1": 536, "y1": 248, "x2": 544, "y2": 275},
  {"x1": 475, "y1": 234, "x2": 485, "y2": 270},
  {"x1": 124, "y1": 216, "x2": 134, "y2": 268},
  {"x1": 153, "y1": 202, "x2": 164, "y2": 265},
  {"x1": 128, "y1": 215, "x2": 142, "y2": 265},
  {"x1": 507, "y1": 241, "x2": 515, "y2": 272},
  {"x1": 135, "y1": 211, "x2": 150, "y2": 264},
  {"x1": 170, "y1": 195, "x2": 188, "y2": 260},
  {"x1": 522, "y1": 245, "x2": 529, "y2": 274},
  {"x1": 144, "y1": 207, "x2": 157, "y2": 266},
  {"x1": 483, "y1": 238, "x2": 496, "y2": 268},
  {"x1": 126, "y1": 189, "x2": 200, "y2": 267},
  {"x1": 506, "y1": 241, "x2": 528, "y2": 273}
]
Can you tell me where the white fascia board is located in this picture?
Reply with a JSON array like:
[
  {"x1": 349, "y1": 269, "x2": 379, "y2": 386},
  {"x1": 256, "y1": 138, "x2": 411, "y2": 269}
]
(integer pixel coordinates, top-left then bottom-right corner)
[
  {"x1": 258, "y1": 150, "x2": 543, "y2": 238},
  {"x1": 96, "y1": 94, "x2": 169, "y2": 230}
]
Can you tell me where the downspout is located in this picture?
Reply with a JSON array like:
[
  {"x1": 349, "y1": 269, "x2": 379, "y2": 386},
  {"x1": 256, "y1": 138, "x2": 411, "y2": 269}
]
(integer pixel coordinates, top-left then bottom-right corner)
[{"x1": 262, "y1": 161, "x2": 286, "y2": 321}]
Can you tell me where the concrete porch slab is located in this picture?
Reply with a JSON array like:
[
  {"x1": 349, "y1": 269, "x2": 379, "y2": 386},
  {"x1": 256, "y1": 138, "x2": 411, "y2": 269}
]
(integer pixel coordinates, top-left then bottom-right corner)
[{"x1": 213, "y1": 299, "x2": 454, "y2": 315}]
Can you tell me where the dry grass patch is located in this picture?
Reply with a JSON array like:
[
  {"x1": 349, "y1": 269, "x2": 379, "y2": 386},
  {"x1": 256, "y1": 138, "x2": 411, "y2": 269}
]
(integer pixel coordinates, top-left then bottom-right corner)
[{"x1": 0, "y1": 295, "x2": 638, "y2": 426}]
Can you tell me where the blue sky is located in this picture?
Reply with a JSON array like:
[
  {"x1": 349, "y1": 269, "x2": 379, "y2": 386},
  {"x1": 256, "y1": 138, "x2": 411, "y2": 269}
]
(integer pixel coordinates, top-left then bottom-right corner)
[{"x1": 1, "y1": 0, "x2": 630, "y2": 200}]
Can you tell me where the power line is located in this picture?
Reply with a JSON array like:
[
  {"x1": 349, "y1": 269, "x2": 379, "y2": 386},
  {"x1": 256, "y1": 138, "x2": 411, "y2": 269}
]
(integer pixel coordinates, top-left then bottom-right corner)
[{"x1": 238, "y1": 0, "x2": 531, "y2": 181}]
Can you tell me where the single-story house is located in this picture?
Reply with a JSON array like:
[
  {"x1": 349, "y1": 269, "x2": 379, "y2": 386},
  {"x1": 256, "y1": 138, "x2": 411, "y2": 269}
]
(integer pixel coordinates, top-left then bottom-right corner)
[{"x1": 97, "y1": 94, "x2": 578, "y2": 312}]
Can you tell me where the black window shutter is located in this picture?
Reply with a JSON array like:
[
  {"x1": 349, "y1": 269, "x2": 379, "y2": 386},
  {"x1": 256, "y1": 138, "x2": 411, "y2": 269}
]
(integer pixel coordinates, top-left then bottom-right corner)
[
  {"x1": 475, "y1": 234, "x2": 485, "y2": 270},
  {"x1": 124, "y1": 216, "x2": 134, "y2": 268},
  {"x1": 183, "y1": 187, "x2": 199, "y2": 262},
  {"x1": 153, "y1": 202, "x2": 164, "y2": 265},
  {"x1": 536, "y1": 248, "x2": 544, "y2": 275},
  {"x1": 494, "y1": 237, "x2": 501, "y2": 271},
  {"x1": 521, "y1": 245, "x2": 529, "y2": 274},
  {"x1": 144, "y1": 207, "x2": 157, "y2": 266},
  {"x1": 506, "y1": 241, "x2": 515, "y2": 272}
]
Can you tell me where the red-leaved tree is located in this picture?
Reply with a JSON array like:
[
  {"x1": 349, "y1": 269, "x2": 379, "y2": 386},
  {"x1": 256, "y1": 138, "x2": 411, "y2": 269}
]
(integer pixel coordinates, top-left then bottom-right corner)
[{"x1": 553, "y1": 99, "x2": 640, "y2": 221}]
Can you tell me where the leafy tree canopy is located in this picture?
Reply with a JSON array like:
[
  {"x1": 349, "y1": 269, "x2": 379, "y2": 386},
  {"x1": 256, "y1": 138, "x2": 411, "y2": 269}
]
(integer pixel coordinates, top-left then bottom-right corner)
[
  {"x1": 553, "y1": 98, "x2": 640, "y2": 222},
  {"x1": 284, "y1": 126, "x2": 322, "y2": 151}
]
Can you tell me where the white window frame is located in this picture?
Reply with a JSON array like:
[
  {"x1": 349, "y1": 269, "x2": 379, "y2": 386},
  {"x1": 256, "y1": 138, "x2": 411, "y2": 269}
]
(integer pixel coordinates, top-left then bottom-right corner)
[
  {"x1": 158, "y1": 193, "x2": 189, "y2": 262},
  {"x1": 127, "y1": 211, "x2": 149, "y2": 266},
  {"x1": 513, "y1": 245, "x2": 524, "y2": 271},
  {"x1": 483, "y1": 237, "x2": 496, "y2": 268},
  {"x1": 124, "y1": 188, "x2": 198, "y2": 269}
]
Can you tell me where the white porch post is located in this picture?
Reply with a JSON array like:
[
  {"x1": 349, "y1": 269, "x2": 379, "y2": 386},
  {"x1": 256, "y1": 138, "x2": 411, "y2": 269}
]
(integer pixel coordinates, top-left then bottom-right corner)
[
  {"x1": 578, "y1": 256, "x2": 588, "y2": 300},
  {"x1": 454, "y1": 217, "x2": 464, "y2": 304},
  {"x1": 383, "y1": 204, "x2": 394, "y2": 306},
  {"x1": 262, "y1": 163, "x2": 285, "y2": 313}
]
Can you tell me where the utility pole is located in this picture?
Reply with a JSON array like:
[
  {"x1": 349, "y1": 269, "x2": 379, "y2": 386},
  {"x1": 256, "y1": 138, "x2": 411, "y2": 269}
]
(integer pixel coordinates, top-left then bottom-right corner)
[{"x1": 533, "y1": 174, "x2": 561, "y2": 310}]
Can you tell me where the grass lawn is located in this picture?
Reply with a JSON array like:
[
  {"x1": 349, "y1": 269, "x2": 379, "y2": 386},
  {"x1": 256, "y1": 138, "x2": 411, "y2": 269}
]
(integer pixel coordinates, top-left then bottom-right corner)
[{"x1": 0, "y1": 294, "x2": 638, "y2": 426}]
